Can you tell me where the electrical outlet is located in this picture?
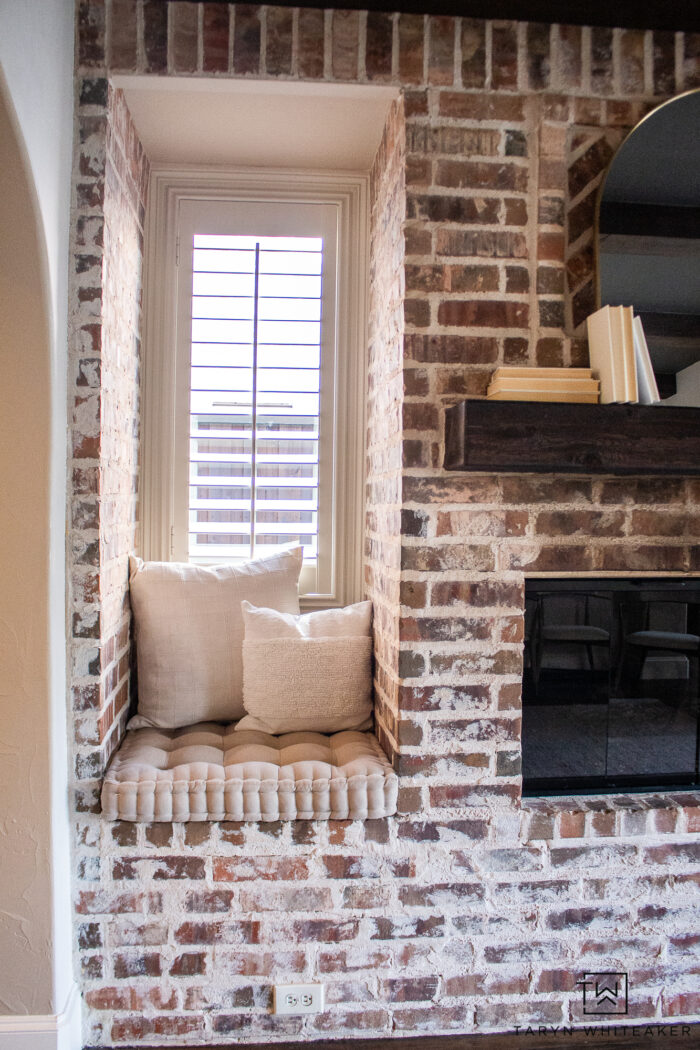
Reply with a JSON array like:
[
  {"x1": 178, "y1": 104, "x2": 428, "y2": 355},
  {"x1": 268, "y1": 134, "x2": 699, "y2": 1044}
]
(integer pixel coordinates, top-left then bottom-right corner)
[{"x1": 272, "y1": 983, "x2": 325, "y2": 1015}]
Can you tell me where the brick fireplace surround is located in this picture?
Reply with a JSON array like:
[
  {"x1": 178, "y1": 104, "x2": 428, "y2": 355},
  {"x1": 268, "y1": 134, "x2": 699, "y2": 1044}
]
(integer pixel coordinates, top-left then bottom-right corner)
[{"x1": 69, "y1": 3, "x2": 700, "y2": 1045}]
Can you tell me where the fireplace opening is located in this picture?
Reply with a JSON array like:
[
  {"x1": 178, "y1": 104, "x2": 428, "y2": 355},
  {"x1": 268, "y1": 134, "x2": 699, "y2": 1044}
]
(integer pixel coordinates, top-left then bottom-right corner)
[{"x1": 522, "y1": 578, "x2": 700, "y2": 796}]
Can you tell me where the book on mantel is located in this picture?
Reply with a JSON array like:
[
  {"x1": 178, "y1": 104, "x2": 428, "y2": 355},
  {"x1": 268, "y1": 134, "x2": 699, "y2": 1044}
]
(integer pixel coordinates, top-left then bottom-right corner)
[
  {"x1": 486, "y1": 366, "x2": 600, "y2": 403},
  {"x1": 586, "y1": 304, "x2": 662, "y2": 404}
]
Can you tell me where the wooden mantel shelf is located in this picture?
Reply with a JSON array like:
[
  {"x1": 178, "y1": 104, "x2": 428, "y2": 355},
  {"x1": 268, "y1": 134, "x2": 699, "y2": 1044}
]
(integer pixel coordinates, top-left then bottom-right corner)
[{"x1": 444, "y1": 399, "x2": 700, "y2": 476}]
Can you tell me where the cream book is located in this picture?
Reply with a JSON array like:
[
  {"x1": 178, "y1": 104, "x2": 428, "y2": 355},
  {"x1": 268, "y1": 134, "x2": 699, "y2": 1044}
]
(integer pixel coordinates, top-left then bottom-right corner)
[
  {"x1": 488, "y1": 377, "x2": 599, "y2": 393},
  {"x1": 611, "y1": 305, "x2": 637, "y2": 402},
  {"x1": 587, "y1": 305, "x2": 628, "y2": 403},
  {"x1": 487, "y1": 390, "x2": 600, "y2": 403},
  {"x1": 491, "y1": 367, "x2": 594, "y2": 381}
]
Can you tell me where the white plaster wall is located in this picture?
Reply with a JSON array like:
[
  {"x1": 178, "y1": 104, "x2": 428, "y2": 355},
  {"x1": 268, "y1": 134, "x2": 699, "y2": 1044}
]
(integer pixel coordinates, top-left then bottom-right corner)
[{"x1": 0, "y1": 0, "x2": 75, "y2": 1023}]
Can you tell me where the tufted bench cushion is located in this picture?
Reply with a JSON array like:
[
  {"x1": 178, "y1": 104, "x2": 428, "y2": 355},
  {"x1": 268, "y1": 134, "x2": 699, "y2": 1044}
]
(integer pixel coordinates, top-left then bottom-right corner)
[{"x1": 101, "y1": 723, "x2": 398, "y2": 822}]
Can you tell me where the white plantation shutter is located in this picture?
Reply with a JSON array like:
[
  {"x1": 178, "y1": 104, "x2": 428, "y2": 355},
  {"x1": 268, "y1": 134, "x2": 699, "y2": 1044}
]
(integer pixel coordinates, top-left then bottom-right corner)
[
  {"x1": 174, "y1": 198, "x2": 340, "y2": 597},
  {"x1": 188, "y1": 234, "x2": 322, "y2": 562}
]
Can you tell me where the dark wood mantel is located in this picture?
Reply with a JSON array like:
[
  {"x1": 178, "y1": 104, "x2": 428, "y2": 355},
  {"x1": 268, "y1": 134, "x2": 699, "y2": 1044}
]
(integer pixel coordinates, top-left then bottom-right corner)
[{"x1": 444, "y1": 399, "x2": 700, "y2": 476}]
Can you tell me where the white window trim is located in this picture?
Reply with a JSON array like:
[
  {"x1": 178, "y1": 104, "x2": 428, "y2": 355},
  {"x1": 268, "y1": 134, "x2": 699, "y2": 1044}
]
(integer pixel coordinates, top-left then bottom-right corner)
[{"x1": 141, "y1": 166, "x2": 369, "y2": 609}]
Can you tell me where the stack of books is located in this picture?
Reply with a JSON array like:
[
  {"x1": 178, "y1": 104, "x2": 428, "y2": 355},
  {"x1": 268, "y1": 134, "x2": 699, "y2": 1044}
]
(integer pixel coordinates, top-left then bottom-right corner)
[
  {"x1": 486, "y1": 367, "x2": 600, "y2": 403},
  {"x1": 586, "y1": 305, "x2": 660, "y2": 405}
]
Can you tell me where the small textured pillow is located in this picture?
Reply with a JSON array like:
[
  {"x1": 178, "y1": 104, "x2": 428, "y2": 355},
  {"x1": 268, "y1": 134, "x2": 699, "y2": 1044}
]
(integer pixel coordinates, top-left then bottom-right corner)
[
  {"x1": 237, "y1": 600, "x2": 373, "y2": 735},
  {"x1": 128, "y1": 547, "x2": 303, "y2": 729}
]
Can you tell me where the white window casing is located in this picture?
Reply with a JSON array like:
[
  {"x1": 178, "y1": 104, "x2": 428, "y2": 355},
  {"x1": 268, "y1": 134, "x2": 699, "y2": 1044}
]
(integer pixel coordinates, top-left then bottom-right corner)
[{"x1": 141, "y1": 168, "x2": 369, "y2": 608}]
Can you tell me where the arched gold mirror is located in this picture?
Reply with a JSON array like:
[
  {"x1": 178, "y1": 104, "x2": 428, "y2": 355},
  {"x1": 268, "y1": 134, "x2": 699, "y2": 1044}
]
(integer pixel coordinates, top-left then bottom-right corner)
[{"x1": 597, "y1": 88, "x2": 700, "y2": 402}]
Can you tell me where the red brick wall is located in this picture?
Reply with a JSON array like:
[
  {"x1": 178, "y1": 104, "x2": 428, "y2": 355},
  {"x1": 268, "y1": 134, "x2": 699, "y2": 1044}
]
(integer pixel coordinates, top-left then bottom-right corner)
[
  {"x1": 366, "y1": 96, "x2": 406, "y2": 766},
  {"x1": 69, "y1": 79, "x2": 149, "y2": 810},
  {"x1": 70, "y1": 4, "x2": 700, "y2": 1045}
]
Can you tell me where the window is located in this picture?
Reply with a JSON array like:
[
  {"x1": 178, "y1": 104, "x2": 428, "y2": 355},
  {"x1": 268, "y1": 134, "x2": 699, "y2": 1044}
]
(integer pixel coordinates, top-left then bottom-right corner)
[{"x1": 141, "y1": 170, "x2": 368, "y2": 606}]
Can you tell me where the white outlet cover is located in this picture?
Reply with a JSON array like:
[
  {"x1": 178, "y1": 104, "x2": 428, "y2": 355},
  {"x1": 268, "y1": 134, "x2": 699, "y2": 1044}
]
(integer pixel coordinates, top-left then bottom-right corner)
[{"x1": 273, "y1": 983, "x2": 325, "y2": 1015}]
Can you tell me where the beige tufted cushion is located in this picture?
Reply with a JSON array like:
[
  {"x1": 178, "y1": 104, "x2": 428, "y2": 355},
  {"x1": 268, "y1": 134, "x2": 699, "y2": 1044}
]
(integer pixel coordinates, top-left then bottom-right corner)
[{"x1": 101, "y1": 723, "x2": 398, "y2": 822}]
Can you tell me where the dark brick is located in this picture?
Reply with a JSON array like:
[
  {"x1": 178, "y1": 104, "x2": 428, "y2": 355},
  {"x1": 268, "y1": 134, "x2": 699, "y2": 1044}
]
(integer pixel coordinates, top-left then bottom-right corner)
[
  {"x1": 496, "y1": 750, "x2": 521, "y2": 776},
  {"x1": 80, "y1": 77, "x2": 108, "y2": 107},
  {"x1": 506, "y1": 267, "x2": 530, "y2": 293},
  {"x1": 265, "y1": 6, "x2": 293, "y2": 76},
  {"x1": 428, "y1": 16, "x2": 454, "y2": 85},
  {"x1": 407, "y1": 193, "x2": 500, "y2": 225},
  {"x1": 461, "y1": 19, "x2": 485, "y2": 88},
  {"x1": 78, "y1": 922, "x2": 102, "y2": 949},
  {"x1": 539, "y1": 300, "x2": 565, "y2": 328},
  {"x1": 450, "y1": 265, "x2": 500, "y2": 293},
  {"x1": 505, "y1": 130, "x2": 528, "y2": 157},
  {"x1": 404, "y1": 333, "x2": 498, "y2": 365},
  {"x1": 109, "y1": 0, "x2": 137, "y2": 68},
  {"x1": 436, "y1": 228, "x2": 527, "y2": 260},
  {"x1": 557, "y1": 25, "x2": 581, "y2": 89},
  {"x1": 527, "y1": 23, "x2": 551, "y2": 89},
  {"x1": 142, "y1": 0, "x2": 167, "y2": 73},
  {"x1": 401, "y1": 508, "x2": 429, "y2": 538},
  {"x1": 620, "y1": 28, "x2": 645, "y2": 93},
  {"x1": 332, "y1": 10, "x2": 359, "y2": 80},
  {"x1": 404, "y1": 299, "x2": 430, "y2": 328},
  {"x1": 437, "y1": 300, "x2": 528, "y2": 328},
  {"x1": 366, "y1": 11, "x2": 393, "y2": 80},
  {"x1": 439, "y1": 92, "x2": 524, "y2": 122},
  {"x1": 399, "y1": 15, "x2": 424, "y2": 84},
  {"x1": 170, "y1": 1, "x2": 198, "y2": 73},
  {"x1": 492, "y1": 24, "x2": 518, "y2": 90},
  {"x1": 170, "y1": 952, "x2": 207, "y2": 977},
  {"x1": 504, "y1": 336, "x2": 529, "y2": 364},
  {"x1": 233, "y1": 5, "x2": 261, "y2": 75},
  {"x1": 203, "y1": 3, "x2": 230, "y2": 72},
  {"x1": 78, "y1": 0, "x2": 105, "y2": 68},
  {"x1": 653, "y1": 30, "x2": 676, "y2": 95},
  {"x1": 184, "y1": 823, "x2": 213, "y2": 847},
  {"x1": 298, "y1": 8, "x2": 324, "y2": 78},
  {"x1": 153, "y1": 855, "x2": 205, "y2": 880},
  {"x1": 114, "y1": 951, "x2": 161, "y2": 978},
  {"x1": 364, "y1": 819, "x2": 390, "y2": 844},
  {"x1": 591, "y1": 26, "x2": 614, "y2": 94},
  {"x1": 436, "y1": 159, "x2": 527, "y2": 192},
  {"x1": 145, "y1": 823, "x2": 173, "y2": 848},
  {"x1": 284, "y1": 819, "x2": 315, "y2": 846}
]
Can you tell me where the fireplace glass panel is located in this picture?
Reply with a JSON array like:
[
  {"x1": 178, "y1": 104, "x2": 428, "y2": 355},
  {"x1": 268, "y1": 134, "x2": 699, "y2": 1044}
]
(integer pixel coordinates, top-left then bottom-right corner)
[{"x1": 522, "y1": 579, "x2": 700, "y2": 794}]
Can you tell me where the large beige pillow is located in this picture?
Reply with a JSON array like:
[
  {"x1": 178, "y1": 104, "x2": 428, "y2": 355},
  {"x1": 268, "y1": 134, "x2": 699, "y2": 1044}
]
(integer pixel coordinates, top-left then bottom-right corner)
[
  {"x1": 237, "y1": 600, "x2": 374, "y2": 735},
  {"x1": 128, "y1": 547, "x2": 303, "y2": 729}
]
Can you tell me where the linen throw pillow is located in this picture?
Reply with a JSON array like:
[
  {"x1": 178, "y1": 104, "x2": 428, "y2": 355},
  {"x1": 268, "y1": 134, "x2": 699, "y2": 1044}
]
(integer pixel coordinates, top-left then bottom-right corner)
[
  {"x1": 237, "y1": 600, "x2": 374, "y2": 735},
  {"x1": 128, "y1": 546, "x2": 303, "y2": 729}
]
